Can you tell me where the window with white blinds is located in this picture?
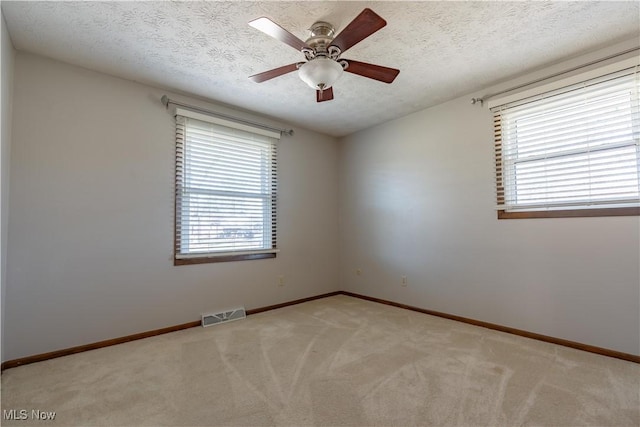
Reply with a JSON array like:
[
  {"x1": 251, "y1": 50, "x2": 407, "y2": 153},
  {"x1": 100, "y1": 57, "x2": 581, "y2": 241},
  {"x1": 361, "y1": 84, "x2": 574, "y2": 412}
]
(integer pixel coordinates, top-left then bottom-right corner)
[
  {"x1": 174, "y1": 109, "x2": 278, "y2": 264},
  {"x1": 492, "y1": 65, "x2": 640, "y2": 218}
]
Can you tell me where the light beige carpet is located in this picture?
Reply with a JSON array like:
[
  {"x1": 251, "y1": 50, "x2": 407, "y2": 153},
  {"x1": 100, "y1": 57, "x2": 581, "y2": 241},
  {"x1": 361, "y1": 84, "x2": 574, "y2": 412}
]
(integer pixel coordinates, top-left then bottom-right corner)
[{"x1": 1, "y1": 295, "x2": 639, "y2": 426}]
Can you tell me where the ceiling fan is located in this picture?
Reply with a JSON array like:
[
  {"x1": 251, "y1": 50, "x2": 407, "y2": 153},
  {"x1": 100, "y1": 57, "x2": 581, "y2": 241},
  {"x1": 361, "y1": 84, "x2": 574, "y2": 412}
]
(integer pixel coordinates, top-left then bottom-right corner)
[{"x1": 248, "y1": 8, "x2": 400, "y2": 102}]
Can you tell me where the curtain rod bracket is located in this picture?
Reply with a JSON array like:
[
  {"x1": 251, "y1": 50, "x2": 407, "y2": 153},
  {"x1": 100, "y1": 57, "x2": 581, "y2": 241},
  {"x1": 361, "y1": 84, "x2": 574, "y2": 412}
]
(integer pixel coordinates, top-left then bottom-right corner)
[{"x1": 471, "y1": 98, "x2": 484, "y2": 106}]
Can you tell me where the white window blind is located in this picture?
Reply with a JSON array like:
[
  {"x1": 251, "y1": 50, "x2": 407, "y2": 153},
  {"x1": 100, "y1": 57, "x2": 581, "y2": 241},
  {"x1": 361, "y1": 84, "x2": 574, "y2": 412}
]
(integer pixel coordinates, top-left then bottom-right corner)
[
  {"x1": 175, "y1": 110, "x2": 278, "y2": 261},
  {"x1": 493, "y1": 66, "x2": 640, "y2": 213}
]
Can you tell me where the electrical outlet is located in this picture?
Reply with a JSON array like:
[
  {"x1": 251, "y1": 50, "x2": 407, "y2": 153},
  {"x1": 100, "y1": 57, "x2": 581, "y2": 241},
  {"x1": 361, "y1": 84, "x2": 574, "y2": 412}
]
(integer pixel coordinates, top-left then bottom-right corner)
[
  {"x1": 278, "y1": 275, "x2": 285, "y2": 286},
  {"x1": 356, "y1": 268, "x2": 362, "y2": 276},
  {"x1": 401, "y1": 276, "x2": 408, "y2": 287}
]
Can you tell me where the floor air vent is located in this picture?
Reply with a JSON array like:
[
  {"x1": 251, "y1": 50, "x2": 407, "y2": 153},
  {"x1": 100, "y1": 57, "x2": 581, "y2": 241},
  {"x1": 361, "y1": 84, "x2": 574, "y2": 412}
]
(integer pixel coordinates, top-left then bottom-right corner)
[{"x1": 202, "y1": 308, "x2": 246, "y2": 327}]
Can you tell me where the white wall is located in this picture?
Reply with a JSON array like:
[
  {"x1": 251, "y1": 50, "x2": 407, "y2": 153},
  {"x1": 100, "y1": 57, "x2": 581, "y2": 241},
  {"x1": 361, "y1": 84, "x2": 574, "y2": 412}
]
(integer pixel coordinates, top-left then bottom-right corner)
[
  {"x1": 6, "y1": 41, "x2": 639, "y2": 362},
  {"x1": 338, "y1": 42, "x2": 640, "y2": 356},
  {"x1": 5, "y1": 53, "x2": 339, "y2": 361},
  {"x1": 1, "y1": 11, "x2": 16, "y2": 363}
]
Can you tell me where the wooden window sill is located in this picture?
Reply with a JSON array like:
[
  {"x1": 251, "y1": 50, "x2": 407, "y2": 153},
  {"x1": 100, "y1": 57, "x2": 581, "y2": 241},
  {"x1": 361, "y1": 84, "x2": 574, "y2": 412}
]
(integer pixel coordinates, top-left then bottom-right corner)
[
  {"x1": 498, "y1": 207, "x2": 639, "y2": 219},
  {"x1": 174, "y1": 253, "x2": 276, "y2": 265}
]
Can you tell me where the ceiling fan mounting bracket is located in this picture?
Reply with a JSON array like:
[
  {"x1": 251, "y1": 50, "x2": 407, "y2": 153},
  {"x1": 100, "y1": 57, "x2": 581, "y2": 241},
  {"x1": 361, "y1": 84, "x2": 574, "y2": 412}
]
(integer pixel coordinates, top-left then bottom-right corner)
[{"x1": 308, "y1": 21, "x2": 335, "y2": 38}]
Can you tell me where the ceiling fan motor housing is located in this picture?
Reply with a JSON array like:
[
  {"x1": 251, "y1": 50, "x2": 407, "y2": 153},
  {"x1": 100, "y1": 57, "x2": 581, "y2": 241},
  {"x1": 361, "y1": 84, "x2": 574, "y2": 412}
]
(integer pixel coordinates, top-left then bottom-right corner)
[{"x1": 305, "y1": 21, "x2": 339, "y2": 59}]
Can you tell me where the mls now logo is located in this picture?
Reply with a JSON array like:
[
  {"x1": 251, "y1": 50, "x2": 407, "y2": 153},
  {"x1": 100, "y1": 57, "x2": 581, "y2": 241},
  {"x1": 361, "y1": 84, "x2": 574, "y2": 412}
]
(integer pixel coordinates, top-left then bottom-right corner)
[
  {"x1": 3, "y1": 409, "x2": 56, "y2": 421},
  {"x1": 3, "y1": 409, "x2": 28, "y2": 420}
]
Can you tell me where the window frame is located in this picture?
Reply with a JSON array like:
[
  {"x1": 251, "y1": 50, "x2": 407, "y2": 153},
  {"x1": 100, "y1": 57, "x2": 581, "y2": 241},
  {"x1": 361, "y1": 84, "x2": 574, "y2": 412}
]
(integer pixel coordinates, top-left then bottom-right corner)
[
  {"x1": 491, "y1": 59, "x2": 640, "y2": 219},
  {"x1": 173, "y1": 109, "x2": 279, "y2": 265}
]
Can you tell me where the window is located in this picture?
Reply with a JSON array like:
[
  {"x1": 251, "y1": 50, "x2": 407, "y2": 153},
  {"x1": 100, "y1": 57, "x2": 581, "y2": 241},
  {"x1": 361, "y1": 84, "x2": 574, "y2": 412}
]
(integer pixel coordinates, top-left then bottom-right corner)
[
  {"x1": 174, "y1": 109, "x2": 278, "y2": 264},
  {"x1": 491, "y1": 63, "x2": 639, "y2": 218}
]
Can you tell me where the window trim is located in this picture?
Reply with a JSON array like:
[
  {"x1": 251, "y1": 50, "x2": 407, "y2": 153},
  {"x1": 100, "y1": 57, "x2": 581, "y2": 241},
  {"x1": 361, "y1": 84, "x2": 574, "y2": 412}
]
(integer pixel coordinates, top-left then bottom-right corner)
[
  {"x1": 173, "y1": 108, "x2": 279, "y2": 264},
  {"x1": 497, "y1": 207, "x2": 640, "y2": 220},
  {"x1": 174, "y1": 253, "x2": 276, "y2": 266},
  {"x1": 491, "y1": 58, "x2": 639, "y2": 219}
]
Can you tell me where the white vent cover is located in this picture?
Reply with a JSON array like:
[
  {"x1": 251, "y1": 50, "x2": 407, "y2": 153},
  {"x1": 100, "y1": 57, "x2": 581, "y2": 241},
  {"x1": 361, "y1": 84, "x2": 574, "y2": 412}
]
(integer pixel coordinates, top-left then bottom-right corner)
[{"x1": 201, "y1": 307, "x2": 246, "y2": 327}]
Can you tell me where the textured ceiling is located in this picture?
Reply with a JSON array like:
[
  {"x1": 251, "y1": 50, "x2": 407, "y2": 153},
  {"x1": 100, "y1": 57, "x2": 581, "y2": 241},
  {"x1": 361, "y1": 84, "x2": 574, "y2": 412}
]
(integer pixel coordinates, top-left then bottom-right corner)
[{"x1": 2, "y1": 1, "x2": 639, "y2": 137}]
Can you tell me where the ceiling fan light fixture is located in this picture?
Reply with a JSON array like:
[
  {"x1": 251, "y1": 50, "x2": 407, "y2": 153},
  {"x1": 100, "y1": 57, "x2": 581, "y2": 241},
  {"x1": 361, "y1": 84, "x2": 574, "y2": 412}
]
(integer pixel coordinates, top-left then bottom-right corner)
[{"x1": 298, "y1": 58, "x2": 343, "y2": 90}]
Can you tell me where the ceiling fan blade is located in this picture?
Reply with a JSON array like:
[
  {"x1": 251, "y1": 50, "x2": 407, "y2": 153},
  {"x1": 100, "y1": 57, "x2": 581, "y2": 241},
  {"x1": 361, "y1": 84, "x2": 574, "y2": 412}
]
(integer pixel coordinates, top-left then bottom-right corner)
[
  {"x1": 330, "y1": 8, "x2": 387, "y2": 54},
  {"x1": 343, "y1": 60, "x2": 399, "y2": 83},
  {"x1": 249, "y1": 17, "x2": 309, "y2": 51},
  {"x1": 249, "y1": 63, "x2": 299, "y2": 83},
  {"x1": 316, "y1": 87, "x2": 334, "y2": 102}
]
